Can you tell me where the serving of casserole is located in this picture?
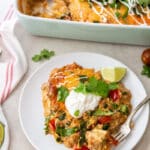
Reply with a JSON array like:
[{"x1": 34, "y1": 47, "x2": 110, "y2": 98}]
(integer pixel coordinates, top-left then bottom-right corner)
[
  {"x1": 16, "y1": 0, "x2": 150, "y2": 45},
  {"x1": 41, "y1": 62, "x2": 132, "y2": 150}
]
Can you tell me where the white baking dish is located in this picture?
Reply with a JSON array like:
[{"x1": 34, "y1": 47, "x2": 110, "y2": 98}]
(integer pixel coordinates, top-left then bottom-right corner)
[{"x1": 15, "y1": 0, "x2": 150, "y2": 46}]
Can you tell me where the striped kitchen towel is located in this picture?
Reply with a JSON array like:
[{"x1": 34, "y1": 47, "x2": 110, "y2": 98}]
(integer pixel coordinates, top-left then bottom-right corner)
[{"x1": 0, "y1": 20, "x2": 28, "y2": 104}]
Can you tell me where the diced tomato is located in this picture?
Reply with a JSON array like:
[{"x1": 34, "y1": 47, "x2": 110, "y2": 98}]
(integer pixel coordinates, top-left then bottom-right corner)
[
  {"x1": 109, "y1": 135, "x2": 119, "y2": 146},
  {"x1": 109, "y1": 89, "x2": 121, "y2": 101},
  {"x1": 74, "y1": 145, "x2": 89, "y2": 150},
  {"x1": 49, "y1": 119, "x2": 56, "y2": 131},
  {"x1": 98, "y1": 116, "x2": 112, "y2": 124}
]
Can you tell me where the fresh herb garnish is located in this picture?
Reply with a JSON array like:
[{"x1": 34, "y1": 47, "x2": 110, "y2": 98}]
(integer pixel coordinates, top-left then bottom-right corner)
[
  {"x1": 122, "y1": 91, "x2": 128, "y2": 95},
  {"x1": 112, "y1": 103, "x2": 119, "y2": 110},
  {"x1": 94, "y1": 109, "x2": 114, "y2": 116},
  {"x1": 58, "y1": 113, "x2": 66, "y2": 120},
  {"x1": 103, "y1": 103, "x2": 108, "y2": 108},
  {"x1": 44, "y1": 116, "x2": 51, "y2": 134},
  {"x1": 57, "y1": 86, "x2": 69, "y2": 102},
  {"x1": 102, "y1": 123, "x2": 110, "y2": 130},
  {"x1": 56, "y1": 137, "x2": 62, "y2": 142},
  {"x1": 79, "y1": 121, "x2": 87, "y2": 146},
  {"x1": 32, "y1": 49, "x2": 55, "y2": 62},
  {"x1": 115, "y1": 11, "x2": 121, "y2": 18},
  {"x1": 93, "y1": 20, "x2": 99, "y2": 23},
  {"x1": 120, "y1": 104, "x2": 129, "y2": 115},
  {"x1": 74, "y1": 110, "x2": 80, "y2": 117},
  {"x1": 108, "y1": 82, "x2": 118, "y2": 90},
  {"x1": 75, "y1": 77, "x2": 115, "y2": 98},
  {"x1": 56, "y1": 126, "x2": 78, "y2": 137},
  {"x1": 141, "y1": 65, "x2": 150, "y2": 78}
]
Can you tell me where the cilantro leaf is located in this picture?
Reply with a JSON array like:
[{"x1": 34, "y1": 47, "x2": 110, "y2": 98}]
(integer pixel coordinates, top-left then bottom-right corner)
[
  {"x1": 57, "y1": 86, "x2": 69, "y2": 102},
  {"x1": 32, "y1": 54, "x2": 42, "y2": 62},
  {"x1": 56, "y1": 126, "x2": 78, "y2": 137},
  {"x1": 32, "y1": 49, "x2": 55, "y2": 62},
  {"x1": 74, "y1": 110, "x2": 80, "y2": 117},
  {"x1": 86, "y1": 77, "x2": 109, "y2": 97},
  {"x1": 119, "y1": 104, "x2": 129, "y2": 115},
  {"x1": 74, "y1": 83, "x2": 87, "y2": 94},
  {"x1": 94, "y1": 109, "x2": 114, "y2": 116},
  {"x1": 75, "y1": 77, "x2": 110, "y2": 98},
  {"x1": 41, "y1": 49, "x2": 55, "y2": 59},
  {"x1": 108, "y1": 82, "x2": 118, "y2": 90}
]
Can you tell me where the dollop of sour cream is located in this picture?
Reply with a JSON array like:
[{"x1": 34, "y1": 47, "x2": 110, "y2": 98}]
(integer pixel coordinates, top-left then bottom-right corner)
[{"x1": 65, "y1": 90, "x2": 101, "y2": 118}]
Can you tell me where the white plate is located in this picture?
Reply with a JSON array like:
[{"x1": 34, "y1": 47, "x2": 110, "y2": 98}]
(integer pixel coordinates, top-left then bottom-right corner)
[{"x1": 19, "y1": 52, "x2": 149, "y2": 150}]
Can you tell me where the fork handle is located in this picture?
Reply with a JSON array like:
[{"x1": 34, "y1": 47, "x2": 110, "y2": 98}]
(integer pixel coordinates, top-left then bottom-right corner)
[{"x1": 126, "y1": 98, "x2": 150, "y2": 125}]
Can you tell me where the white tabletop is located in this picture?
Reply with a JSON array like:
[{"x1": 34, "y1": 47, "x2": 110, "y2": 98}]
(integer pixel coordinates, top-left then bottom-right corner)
[{"x1": 1, "y1": 1, "x2": 150, "y2": 150}]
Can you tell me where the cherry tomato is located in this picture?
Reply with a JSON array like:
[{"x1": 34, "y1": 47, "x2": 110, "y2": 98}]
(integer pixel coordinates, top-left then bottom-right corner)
[
  {"x1": 49, "y1": 119, "x2": 56, "y2": 131},
  {"x1": 109, "y1": 89, "x2": 121, "y2": 101},
  {"x1": 141, "y1": 48, "x2": 150, "y2": 66},
  {"x1": 74, "y1": 145, "x2": 89, "y2": 150},
  {"x1": 98, "y1": 116, "x2": 112, "y2": 124}
]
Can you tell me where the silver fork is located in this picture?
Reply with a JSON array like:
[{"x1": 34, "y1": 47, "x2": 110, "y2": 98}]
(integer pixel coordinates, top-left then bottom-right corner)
[{"x1": 113, "y1": 97, "x2": 150, "y2": 143}]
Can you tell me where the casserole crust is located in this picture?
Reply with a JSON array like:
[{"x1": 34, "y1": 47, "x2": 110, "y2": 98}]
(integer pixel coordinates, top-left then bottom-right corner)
[{"x1": 19, "y1": 0, "x2": 150, "y2": 25}]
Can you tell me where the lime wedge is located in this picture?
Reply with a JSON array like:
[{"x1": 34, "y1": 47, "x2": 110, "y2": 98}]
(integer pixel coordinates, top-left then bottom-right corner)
[
  {"x1": 101, "y1": 67, "x2": 126, "y2": 82},
  {"x1": 0, "y1": 122, "x2": 5, "y2": 148}
]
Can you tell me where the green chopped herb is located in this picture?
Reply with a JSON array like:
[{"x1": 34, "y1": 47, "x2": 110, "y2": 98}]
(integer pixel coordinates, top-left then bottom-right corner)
[
  {"x1": 102, "y1": 123, "x2": 110, "y2": 130},
  {"x1": 58, "y1": 113, "x2": 66, "y2": 120},
  {"x1": 122, "y1": 91, "x2": 128, "y2": 95},
  {"x1": 112, "y1": 103, "x2": 119, "y2": 110},
  {"x1": 120, "y1": 104, "x2": 129, "y2": 115},
  {"x1": 32, "y1": 49, "x2": 55, "y2": 62},
  {"x1": 57, "y1": 86, "x2": 69, "y2": 102},
  {"x1": 94, "y1": 109, "x2": 114, "y2": 116},
  {"x1": 41, "y1": 49, "x2": 55, "y2": 59},
  {"x1": 32, "y1": 54, "x2": 42, "y2": 62},
  {"x1": 141, "y1": 65, "x2": 150, "y2": 78},
  {"x1": 56, "y1": 137, "x2": 62, "y2": 142},
  {"x1": 115, "y1": 11, "x2": 121, "y2": 18},
  {"x1": 103, "y1": 103, "x2": 108, "y2": 108},
  {"x1": 93, "y1": 20, "x2": 99, "y2": 23},
  {"x1": 108, "y1": 82, "x2": 118, "y2": 90},
  {"x1": 74, "y1": 110, "x2": 80, "y2": 117},
  {"x1": 44, "y1": 116, "x2": 51, "y2": 134},
  {"x1": 79, "y1": 121, "x2": 87, "y2": 146},
  {"x1": 56, "y1": 126, "x2": 78, "y2": 137},
  {"x1": 74, "y1": 83, "x2": 87, "y2": 93},
  {"x1": 74, "y1": 77, "x2": 111, "y2": 98},
  {"x1": 109, "y1": 2, "x2": 116, "y2": 8},
  {"x1": 78, "y1": 75, "x2": 88, "y2": 83}
]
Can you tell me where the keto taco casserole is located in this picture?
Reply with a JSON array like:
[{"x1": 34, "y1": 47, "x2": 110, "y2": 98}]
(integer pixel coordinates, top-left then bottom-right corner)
[
  {"x1": 41, "y1": 63, "x2": 132, "y2": 150},
  {"x1": 19, "y1": 0, "x2": 150, "y2": 25}
]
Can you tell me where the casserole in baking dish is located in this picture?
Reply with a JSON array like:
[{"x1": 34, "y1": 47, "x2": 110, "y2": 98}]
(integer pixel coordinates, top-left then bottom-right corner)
[{"x1": 16, "y1": 0, "x2": 150, "y2": 45}]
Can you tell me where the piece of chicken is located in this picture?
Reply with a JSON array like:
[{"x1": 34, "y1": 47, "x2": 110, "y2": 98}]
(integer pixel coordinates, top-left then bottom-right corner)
[{"x1": 86, "y1": 126, "x2": 110, "y2": 150}]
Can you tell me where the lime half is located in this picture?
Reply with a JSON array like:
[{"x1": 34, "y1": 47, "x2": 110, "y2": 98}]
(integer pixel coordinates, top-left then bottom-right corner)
[
  {"x1": 101, "y1": 67, "x2": 126, "y2": 82},
  {"x1": 0, "y1": 122, "x2": 5, "y2": 148}
]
